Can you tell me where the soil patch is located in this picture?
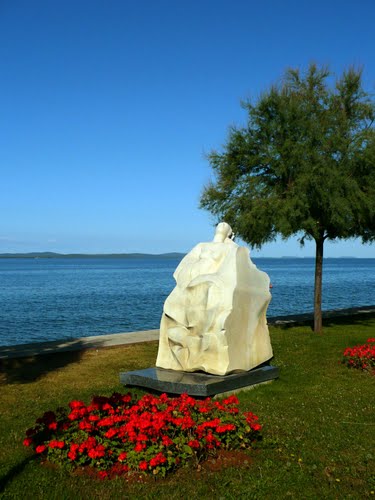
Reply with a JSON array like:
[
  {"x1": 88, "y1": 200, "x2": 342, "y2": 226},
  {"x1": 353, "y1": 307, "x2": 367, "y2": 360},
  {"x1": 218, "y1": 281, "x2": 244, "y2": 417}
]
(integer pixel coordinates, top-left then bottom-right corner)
[{"x1": 200, "y1": 449, "x2": 253, "y2": 472}]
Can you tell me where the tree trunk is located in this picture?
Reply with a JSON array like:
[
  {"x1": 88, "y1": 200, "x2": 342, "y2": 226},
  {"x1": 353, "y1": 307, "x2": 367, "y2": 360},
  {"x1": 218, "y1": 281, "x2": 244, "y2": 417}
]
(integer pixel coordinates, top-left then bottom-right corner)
[{"x1": 314, "y1": 236, "x2": 324, "y2": 333}]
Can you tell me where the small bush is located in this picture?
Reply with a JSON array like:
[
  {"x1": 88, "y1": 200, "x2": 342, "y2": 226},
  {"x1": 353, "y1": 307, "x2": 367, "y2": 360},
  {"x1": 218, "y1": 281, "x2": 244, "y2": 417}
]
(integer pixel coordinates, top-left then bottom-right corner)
[
  {"x1": 342, "y1": 338, "x2": 375, "y2": 373},
  {"x1": 23, "y1": 392, "x2": 262, "y2": 479}
]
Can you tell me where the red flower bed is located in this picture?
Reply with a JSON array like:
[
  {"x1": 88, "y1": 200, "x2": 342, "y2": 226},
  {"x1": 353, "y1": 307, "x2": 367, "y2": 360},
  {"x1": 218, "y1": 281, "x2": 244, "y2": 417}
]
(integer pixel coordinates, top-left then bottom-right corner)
[
  {"x1": 23, "y1": 392, "x2": 262, "y2": 478},
  {"x1": 342, "y1": 338, "x2": 375, "y2": 373}
]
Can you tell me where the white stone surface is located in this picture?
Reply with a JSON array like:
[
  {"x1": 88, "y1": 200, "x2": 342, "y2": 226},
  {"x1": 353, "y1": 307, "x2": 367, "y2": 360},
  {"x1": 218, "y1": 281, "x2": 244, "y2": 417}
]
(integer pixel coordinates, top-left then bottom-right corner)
[{"x1": 156, "y1": 223, "x2": 273, "y2": 375}]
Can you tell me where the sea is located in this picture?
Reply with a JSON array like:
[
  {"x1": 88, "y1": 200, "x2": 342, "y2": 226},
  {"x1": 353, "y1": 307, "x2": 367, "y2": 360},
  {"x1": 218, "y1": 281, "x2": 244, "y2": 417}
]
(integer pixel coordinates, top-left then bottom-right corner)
[{"x1": 0, "y1": 257, "x2": 374, "y2": 347}]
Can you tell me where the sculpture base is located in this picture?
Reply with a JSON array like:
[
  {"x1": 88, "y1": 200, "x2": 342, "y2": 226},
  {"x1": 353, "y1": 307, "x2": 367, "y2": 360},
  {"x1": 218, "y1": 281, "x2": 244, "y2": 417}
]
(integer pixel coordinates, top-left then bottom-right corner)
[{"x1": 119, "y1": 365, "x2": 279, "y2": 397}]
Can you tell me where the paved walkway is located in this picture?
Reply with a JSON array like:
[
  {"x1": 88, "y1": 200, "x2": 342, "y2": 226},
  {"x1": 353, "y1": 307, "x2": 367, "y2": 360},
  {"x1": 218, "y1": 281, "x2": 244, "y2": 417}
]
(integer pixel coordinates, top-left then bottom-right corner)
[
  {"x1": 1, "y1": 305, "x2": 374, "y2": 360},
  {"x1": 0, "y1": 329, "x2": 160, "y2": 360}
]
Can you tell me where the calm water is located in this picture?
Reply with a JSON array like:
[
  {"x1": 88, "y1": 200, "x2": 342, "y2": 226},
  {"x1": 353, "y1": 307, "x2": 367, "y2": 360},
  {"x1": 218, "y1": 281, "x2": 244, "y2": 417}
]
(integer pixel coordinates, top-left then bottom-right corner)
[{"x1": 0, "y1": 257, "x2": 374, "y2": 346}]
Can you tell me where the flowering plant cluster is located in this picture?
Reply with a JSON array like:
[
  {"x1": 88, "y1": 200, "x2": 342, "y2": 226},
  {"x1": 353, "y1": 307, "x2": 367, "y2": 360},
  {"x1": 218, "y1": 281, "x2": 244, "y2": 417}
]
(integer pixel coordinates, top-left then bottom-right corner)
[
  {"x1": 342, "y1": 338, "x2": 375, "y2": 373},
  {"x1": 23, "y1": 392, "x2": 262, "y2": 479}
]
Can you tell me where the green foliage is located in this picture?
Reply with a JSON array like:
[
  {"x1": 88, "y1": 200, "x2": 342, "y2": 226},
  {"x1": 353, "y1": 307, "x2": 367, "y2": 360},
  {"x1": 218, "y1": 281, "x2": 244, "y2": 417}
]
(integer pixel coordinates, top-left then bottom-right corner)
[{"x1": 200, "y1": 64, "x2": 375, "y2": 247}]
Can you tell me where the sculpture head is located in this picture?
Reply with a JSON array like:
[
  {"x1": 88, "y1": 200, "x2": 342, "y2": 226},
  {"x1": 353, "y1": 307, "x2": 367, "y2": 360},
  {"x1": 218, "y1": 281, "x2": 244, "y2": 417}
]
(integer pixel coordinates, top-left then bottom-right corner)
[{"x1": 213, "y1": 222, "x2": 233, "y2": 243}]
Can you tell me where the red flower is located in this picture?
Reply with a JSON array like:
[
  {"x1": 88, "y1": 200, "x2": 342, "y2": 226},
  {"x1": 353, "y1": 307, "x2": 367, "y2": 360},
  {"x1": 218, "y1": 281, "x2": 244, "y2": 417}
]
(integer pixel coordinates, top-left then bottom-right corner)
[
  {"x1": 216, "y1": 424, "x2": 236, "y2": 433},
  {"x1": 161, "y1": 435, "x2": 173, "y2": 447},
  {"x1": 139, "y1": 460, "x2": 148, "y2": 471},
  {"x1": 48, "y1": 440, "x2": 65, "y2": 449},
  {"x1": 35, "y1": 445, "x2": 46, "y2": 454},
  {"x1": 118, "y1": 452, "x2": 127, "y2": 462},
  {"x1": 23, "y1": 438, "x2": 33, "y2": 447},
  {"x1": 105, "y1": 428, "x2": 118, "y2": 439},
  {"x1": 205, "y1": 432, "x2": 221, "y2": 447},
  {"x1": 223, "y1": 395, "x2": 239, "y2": 405},
  {"x1": 159, "y1": 393, "x2": 169, "y2": 403},
  {"x1": 77, "y1": 436, "x2": 97, "y2": 453},
  {"x1": 79, "y1": 420, "x2": 93, "y2": 432},
  {"x1": 181, "y1": 416, "x2": 195, "y2": 429},
  {"x1": 205, "y1": 432, "x2": 214, "y2": 443},
  {"x1": 149, "y1": 452, "x2": 167, "y2": 467},
  {"x1": 188, "y1": 439, "x2": 200, "y2": 449},
  {"x1": 98, "y1": 470, "x2": 108, "y2": 480},
  {"x1": 134, "y1": 443, "x2": 146, "y2": 452},
  {"x1": 120, "y1": 394, "x2": 132, "y2": 404},
  {"x1": 97, "y1": 416, "x2": 115, "y2": 427},
  {"x1": 67, "y1": 451, "x2": 77, "y2": 460},
  {"x1": 69, "y1": 400, "x2": 85, "y2": 410},
  {"x1": 136, "y1": 433, "x2": 148, "y2": 442},
  {"x1": 198, "y1": 406, "x2": 210, "y2": 413},
  {"x1": 88, "y1": 445, "x2": 105, "y2": 459}
]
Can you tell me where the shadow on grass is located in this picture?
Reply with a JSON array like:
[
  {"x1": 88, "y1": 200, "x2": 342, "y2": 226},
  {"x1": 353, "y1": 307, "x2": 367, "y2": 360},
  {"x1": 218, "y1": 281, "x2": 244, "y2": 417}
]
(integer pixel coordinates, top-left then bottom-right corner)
[
  {"x1": 322, "y1": 312, "x2": 375, "y2": 328},
  {"x1": 0, "y1": 454, "x2": 36, "y2": 494},
  {"x1": 0, "y1": 342, "x2": 85, "y2": 384},
  {"x1": 271, "y1": 310, "x2": 375, "y2": 331}
]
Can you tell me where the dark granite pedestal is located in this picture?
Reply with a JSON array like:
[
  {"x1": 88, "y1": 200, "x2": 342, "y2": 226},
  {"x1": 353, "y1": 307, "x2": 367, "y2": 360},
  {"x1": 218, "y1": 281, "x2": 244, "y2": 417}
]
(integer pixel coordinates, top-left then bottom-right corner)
[{"x1": 119, "y1": 365, "x2": 279, "y2": 397}]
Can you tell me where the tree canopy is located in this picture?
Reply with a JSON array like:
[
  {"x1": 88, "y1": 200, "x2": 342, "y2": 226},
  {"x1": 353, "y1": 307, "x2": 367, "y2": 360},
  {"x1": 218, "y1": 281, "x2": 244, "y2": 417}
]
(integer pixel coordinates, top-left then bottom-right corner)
[{"x1": 200, "y1": 64, "x2": 375, "y2": 332}]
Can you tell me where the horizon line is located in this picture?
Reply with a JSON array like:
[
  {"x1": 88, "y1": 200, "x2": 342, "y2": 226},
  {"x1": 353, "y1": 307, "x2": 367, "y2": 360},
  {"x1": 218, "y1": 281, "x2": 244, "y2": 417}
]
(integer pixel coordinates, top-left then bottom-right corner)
[{"x1": 0, "y1": 251, "x2": 372, "y2": 259}]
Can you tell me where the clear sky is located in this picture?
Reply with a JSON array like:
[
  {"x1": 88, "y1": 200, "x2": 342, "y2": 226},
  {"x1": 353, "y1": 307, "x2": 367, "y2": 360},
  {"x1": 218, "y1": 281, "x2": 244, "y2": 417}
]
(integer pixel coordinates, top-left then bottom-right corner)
[{"x1": 1, "y1": 0, "x2": 374, "y2": 257}]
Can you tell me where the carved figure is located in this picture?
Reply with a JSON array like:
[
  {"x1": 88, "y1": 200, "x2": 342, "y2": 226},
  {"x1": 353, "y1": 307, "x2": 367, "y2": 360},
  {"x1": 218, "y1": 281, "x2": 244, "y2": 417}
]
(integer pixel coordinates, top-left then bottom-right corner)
[{"x1": 156, "y1": 223, "x2": 273, "y2": 375}]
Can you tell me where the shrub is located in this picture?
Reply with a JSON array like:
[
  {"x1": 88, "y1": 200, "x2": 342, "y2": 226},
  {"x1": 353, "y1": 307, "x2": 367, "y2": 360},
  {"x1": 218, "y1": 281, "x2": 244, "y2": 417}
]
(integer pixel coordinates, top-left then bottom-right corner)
[
  {"x1": 342, "y1": 338, "x2": 375, "y2": 373},
  {"x1": 23, "y1": 392, "x2": 262, "y2": 478}
]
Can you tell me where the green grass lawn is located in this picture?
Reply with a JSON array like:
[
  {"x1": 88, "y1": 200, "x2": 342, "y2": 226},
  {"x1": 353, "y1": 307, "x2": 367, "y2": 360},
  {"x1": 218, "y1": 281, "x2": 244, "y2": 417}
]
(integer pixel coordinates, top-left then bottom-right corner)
[{"x1": 1, "y1": 315, "x2": 375, "y2": 499}]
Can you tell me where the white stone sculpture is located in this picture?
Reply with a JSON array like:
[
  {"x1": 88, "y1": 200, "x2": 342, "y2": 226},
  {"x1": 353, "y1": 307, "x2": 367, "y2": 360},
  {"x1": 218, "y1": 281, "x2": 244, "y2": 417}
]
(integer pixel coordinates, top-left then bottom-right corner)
[{"x1": 156, "y1": 222, "x2": 273, "y2": 376}]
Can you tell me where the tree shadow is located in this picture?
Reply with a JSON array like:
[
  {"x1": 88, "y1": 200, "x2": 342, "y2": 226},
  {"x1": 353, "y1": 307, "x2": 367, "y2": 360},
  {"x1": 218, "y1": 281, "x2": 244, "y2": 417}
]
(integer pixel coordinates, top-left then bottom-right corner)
[
  {"x1": 0, "y1": 454, "x2": 36, "y2": 494},
  {"x1": 321, "y1": 312, "x2": 375, "y2": 328},
  {"x1": 0, "y1": 340, "x2": 85, "y2": 384},
  {"x1": 269, "y1": 307, "x2": 375, "y2": 331}
]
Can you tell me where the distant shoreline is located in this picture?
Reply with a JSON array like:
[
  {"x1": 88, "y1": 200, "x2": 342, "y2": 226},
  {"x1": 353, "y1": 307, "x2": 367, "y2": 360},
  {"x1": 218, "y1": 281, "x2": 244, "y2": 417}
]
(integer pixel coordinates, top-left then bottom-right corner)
[
  {"x1": 0, "y1": 252, "x2": 186, "y2": 259},
  {"x1": 0, "y1": 252, "x2": 370, "y2": 259}
]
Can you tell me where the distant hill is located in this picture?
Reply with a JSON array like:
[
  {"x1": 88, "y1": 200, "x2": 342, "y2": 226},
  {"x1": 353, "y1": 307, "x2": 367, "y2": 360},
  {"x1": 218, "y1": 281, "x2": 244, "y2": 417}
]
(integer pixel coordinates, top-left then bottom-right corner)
[{"x1": 0, "y1": 252, "x2": 186, "y2": 259}]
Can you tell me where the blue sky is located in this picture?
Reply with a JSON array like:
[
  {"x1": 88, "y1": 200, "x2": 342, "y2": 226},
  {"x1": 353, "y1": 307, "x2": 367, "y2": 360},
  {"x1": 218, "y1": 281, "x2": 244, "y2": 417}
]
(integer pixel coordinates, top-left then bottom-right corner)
[{"x1": 1, "y1": 0, "x2": 374, "y2": 257}]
